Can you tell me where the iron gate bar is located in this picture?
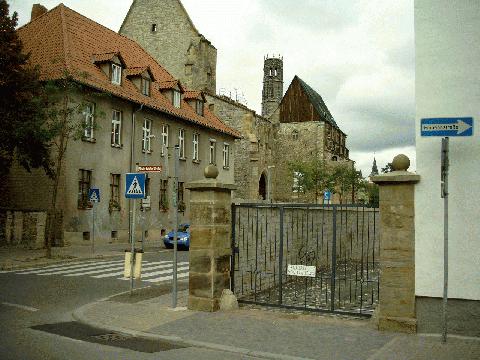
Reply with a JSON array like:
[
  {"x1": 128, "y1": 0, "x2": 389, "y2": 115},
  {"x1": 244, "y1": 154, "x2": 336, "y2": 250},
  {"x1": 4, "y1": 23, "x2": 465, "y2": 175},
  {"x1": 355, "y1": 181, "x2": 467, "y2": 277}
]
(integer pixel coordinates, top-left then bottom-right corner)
[
  {"x1": 278, "y1": 206, "x2": 284, "y2": 305},
  {"x1": 231, "y1": 203, "x2": 379, "y2": 316}
]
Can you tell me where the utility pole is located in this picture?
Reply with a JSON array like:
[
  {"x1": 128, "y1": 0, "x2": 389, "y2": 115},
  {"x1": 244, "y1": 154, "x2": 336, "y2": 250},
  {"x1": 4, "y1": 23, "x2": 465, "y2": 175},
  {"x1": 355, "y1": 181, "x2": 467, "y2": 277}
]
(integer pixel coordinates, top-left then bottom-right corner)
[{"x1": 172, "y1": 144, "x2": 179, "y2": 308}]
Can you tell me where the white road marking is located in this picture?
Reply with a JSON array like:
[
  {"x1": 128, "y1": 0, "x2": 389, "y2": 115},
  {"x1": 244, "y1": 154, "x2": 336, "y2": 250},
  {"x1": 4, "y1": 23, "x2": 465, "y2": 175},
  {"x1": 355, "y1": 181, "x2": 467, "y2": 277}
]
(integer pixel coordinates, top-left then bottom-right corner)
[
  {"x1": 91, "y1": 262, "x2": 180, "y2": 278},
  {"x1": 1, "y1": 302, "x2": 39, "y2": 312},
  {"x1": 14, "y1": 259, "x2": 102, "y2": 272},
  {"x1": 36, "y1": 261, "x2": 133, "y2": 276},
  {"x1": 64, "y1": 261, "x2": 166, "y2": 277},
  {"x1": 144, "y1": 271, "x2": 190, "y2": 283},
  {"x1": 135, "y1": 265, "x2": 190, "y2": 279},
  {"x1": 19, "y1": 260, "x2": 125, "y2": 274}
]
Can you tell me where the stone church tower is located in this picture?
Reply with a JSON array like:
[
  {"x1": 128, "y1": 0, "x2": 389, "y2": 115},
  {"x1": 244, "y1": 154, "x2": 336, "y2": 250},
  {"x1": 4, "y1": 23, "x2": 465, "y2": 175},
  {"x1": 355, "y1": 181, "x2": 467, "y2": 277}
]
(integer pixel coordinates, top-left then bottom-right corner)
[
  {"x1": 119, "y1": 0, "x2": 216, "y2": 93},
  {"x1": 261, "y1": 56, "x2": 283, "y2": 118}
]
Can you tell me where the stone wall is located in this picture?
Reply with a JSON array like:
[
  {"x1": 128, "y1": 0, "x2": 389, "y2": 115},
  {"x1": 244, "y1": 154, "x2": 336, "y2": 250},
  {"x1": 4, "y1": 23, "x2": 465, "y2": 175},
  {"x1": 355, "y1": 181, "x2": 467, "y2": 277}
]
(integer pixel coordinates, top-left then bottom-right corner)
[
  {"x1": 206, "y1": 94, "x2": 275, "y2": 201},
  {"x1": 120, "y1": 0, "x2": 216, "y2": 93},
  {"x1": 0, "y1": 209, "x2": 47, "y2": 249},
  {"x1": 273, "y1": 122, "x2": 324, "y2": 203}
]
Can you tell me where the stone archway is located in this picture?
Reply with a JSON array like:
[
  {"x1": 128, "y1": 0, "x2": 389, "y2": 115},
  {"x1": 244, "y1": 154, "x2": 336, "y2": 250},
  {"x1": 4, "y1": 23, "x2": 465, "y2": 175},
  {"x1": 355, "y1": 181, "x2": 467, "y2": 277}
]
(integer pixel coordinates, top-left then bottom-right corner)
[{"x1": 258, "y1": 173, "x2": 267, "y2": 200}]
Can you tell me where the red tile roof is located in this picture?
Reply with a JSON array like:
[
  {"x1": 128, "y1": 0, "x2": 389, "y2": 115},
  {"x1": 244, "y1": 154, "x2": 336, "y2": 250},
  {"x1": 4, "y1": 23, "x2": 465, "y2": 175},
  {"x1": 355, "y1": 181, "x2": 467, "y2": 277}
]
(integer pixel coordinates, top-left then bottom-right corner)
[
  {"x1": 184, "y1": 90, "x2": 204, "y2": 101},
  {"x1": 17, "y1": 4, "x2": 240, "y2": 138}
]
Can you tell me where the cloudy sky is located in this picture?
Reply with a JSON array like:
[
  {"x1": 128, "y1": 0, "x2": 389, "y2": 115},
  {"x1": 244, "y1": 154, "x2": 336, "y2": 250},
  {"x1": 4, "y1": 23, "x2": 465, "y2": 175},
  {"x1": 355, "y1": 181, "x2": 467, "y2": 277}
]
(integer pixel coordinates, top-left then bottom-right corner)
[{"x1": 11, "y1": 0, "x2": 416, "y2": 176}]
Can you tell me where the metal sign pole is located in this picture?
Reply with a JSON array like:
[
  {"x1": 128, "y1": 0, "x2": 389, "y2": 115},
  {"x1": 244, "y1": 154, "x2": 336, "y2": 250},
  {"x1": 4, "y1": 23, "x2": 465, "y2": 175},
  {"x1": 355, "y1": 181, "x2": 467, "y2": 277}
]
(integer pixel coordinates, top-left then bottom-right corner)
[
  {"x1": 441, "y1": 137, "x2": 449, "y2": 343},
  {"x1": 92, "y1": 203, "x2": 95, "y2": 254},
  {"x1": 172, "y1": 145, "x2": 179, "y2": 308}
]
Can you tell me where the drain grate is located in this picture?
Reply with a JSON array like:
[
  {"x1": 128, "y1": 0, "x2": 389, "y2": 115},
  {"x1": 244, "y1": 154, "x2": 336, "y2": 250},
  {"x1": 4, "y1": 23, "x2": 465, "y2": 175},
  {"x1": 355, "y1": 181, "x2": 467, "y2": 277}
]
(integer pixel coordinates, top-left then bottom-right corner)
[
  {"x1": 31, "y1": 322, "x2": 187, "y2": 353},
  {"x1": 91, "y1": 333, "x2": 129, "y2": 342}
]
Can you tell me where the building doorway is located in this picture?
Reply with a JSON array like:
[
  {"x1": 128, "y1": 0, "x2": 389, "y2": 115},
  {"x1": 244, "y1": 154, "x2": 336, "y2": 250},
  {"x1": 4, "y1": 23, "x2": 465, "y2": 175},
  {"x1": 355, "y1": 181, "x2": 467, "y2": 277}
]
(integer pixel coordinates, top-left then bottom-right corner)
[{"x1": 259, "y1": 173, "x2": 267, "y2": 200}]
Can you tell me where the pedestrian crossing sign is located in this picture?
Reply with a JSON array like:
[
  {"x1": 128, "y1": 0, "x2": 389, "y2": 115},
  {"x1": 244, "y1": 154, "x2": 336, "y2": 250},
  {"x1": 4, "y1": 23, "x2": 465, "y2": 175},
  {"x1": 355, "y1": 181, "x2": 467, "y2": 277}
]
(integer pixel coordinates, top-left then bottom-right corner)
[
  {"x1": 125, "y1": 173, "x2": 146, "y2": 199},
  {"x1": 88, "y1": 188, "x2": 100, "y2": 203}
]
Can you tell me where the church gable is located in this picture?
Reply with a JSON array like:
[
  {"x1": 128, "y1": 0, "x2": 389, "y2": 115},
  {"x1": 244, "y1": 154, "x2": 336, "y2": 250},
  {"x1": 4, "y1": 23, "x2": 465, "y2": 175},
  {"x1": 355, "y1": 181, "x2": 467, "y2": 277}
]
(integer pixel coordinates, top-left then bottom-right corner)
[{"x1": 279, "y1": 76, "x2": 337, "y2": 127}]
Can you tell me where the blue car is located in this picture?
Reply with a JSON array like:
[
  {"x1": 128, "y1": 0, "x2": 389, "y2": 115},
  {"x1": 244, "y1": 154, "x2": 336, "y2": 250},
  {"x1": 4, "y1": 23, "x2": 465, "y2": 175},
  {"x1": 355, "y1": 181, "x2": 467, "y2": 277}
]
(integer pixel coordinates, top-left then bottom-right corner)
[{"x1": 163, "y1": 223, "x2": 190, "y2": 249}]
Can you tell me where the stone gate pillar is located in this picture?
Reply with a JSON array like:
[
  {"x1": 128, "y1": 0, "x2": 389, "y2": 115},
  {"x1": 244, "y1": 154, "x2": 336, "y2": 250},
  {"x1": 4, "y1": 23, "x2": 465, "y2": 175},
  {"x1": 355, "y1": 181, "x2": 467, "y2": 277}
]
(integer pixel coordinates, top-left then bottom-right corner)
[
  {"x1": 372, "y1": 154, "x2": 420, "y2": 333},
  {"x1": 185, "y1": 165, "x2": 236, "y2": 312}
]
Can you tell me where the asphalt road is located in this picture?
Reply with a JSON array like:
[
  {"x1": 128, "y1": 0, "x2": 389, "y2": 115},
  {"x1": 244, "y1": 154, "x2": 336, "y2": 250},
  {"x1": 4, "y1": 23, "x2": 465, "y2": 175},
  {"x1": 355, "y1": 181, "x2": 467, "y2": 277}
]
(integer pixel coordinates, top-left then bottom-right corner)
[{"x1": 0, "y1": 249, "x2": 256, "y2": 360}]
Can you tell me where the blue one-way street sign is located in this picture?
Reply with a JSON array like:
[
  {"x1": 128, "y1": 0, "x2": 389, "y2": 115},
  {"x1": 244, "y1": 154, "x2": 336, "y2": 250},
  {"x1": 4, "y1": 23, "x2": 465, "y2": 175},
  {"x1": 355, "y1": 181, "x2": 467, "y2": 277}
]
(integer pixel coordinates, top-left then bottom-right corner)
[
  {"x1": 125, "y1": 173, "x2": 146, "y2": 199},
  {"x1": 421, "y1": 117, "x2": 473, "y2": 137}
]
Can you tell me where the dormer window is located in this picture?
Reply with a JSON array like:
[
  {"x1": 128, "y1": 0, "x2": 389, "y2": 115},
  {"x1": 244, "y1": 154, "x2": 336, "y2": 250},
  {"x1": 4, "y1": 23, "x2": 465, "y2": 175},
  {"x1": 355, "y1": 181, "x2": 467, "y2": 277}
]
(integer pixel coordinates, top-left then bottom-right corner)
[
  {"x1": 111, "y1": 63, "x2": 122, "y2": 85},
  {"x1": 141, "y1": 78, "x2": 150, "y2": 96},
  {"x1": 196, "y1": 100, "x2": 204, "y2": 116},
  {"x1": 173, "y1": 90, "x2": 181, "y2": 108},
  {"x1": 151, "y1": 24, "x2": 157, "y2": 32}
]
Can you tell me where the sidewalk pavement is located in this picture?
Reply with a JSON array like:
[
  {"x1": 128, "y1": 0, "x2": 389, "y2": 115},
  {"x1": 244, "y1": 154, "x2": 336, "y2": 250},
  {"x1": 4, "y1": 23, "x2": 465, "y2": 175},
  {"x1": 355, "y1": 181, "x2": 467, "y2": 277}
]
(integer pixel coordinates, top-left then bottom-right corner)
[
  {"x1": 0, "y1": 241, "x2": 165, "y2": 271},
  {"x1": 73, "y1": 287, "x2": 480, "y2": 360}
]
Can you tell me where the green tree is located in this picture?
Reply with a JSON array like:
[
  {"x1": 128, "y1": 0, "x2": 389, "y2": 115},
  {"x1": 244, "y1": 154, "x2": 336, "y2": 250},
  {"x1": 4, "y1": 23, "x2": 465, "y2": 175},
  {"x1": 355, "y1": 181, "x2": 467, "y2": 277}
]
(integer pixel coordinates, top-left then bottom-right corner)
[
  {"x1": 331, "y1": 164, "x2": 364, "y2": 204},
  {"x1": 43, "y1": 73, "x2": 103, "y2": 257},
  {"x1": 365, "y1": 182, "x2": 379, "y2": 207},
  {"x1": 289, "y1": 158, "x2": 335, "y2": 203},
  {"x1": 381, "y1": 162, "x2": 394, "y2": 173},
  {"x1": 0, "y1": 0, "x2": 53, "y2": 176}
]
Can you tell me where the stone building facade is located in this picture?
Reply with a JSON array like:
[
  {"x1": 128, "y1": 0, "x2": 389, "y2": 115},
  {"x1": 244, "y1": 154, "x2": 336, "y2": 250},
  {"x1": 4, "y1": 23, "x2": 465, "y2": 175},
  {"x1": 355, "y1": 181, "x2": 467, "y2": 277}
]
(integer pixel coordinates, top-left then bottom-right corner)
[
  {"x1": 5, "y1": 4, "x2": 239, "y2": 246},
  {"x1": 120, "y1": 0, "x2": 351, "y2": 204},
  {"x1": 120, "y1": 0, "x2": 216, "y2": 94}
]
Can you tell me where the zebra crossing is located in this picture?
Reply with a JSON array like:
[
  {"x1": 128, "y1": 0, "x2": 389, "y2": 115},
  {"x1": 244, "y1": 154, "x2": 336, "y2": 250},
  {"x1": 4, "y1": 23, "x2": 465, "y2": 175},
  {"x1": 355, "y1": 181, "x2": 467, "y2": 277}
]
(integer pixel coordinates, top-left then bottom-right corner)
[{"x1": 13, "y1": 259, "x2": 189, "y2": 284}]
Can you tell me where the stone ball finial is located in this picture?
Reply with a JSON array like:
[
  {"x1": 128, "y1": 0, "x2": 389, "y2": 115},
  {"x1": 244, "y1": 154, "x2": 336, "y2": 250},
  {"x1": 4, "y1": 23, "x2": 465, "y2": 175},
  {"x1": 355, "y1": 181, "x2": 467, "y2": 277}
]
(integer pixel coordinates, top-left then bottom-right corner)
[
  {"x1": 204, "y1": 164, "x2": 219, "y2": 179},
  {"x1": 392, "y1": 154, "x2": 410, "y2": 171}
]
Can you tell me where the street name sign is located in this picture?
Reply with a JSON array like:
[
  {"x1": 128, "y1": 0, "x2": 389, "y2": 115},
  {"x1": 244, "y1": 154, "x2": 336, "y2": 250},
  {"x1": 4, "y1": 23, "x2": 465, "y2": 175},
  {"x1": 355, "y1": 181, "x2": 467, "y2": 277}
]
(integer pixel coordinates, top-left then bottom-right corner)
[
  {"x1": 88, "y1": 188, "x2": 100, "y2": 203},
  {"x1": 125, "y1": 173, "x2": 146, "y2": 199},
  {"x1": 421, "y1": 117, "x2": 473, "y2": 137},
  {"x1": 287, "y1": 264, "x2": 316, "y2": 278},
  {"x1": 137, "y1": 165, "x2": 162, "y2": 172}
]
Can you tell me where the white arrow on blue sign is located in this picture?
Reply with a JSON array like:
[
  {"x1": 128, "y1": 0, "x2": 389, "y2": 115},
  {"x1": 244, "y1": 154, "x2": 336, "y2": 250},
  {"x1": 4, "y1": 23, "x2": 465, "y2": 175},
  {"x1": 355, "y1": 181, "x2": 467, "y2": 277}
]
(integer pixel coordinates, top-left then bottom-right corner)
[
  {"x1": 125, "y1": 173, "x2": 146, "y2": 199},
  {"x1": 421, "y1": 117, "x2": 473, "y2": 137},
  {"x1": 88, "y1": 188, "x2": 100, "y2": 203}
]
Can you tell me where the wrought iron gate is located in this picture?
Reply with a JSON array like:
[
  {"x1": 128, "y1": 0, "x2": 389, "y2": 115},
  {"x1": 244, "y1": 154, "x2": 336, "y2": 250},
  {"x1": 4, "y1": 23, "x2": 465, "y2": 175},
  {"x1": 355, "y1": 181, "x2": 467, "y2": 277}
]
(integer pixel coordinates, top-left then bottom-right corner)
[{"x1": 231, "y1": 203, "x2": 380, "y2": 316}]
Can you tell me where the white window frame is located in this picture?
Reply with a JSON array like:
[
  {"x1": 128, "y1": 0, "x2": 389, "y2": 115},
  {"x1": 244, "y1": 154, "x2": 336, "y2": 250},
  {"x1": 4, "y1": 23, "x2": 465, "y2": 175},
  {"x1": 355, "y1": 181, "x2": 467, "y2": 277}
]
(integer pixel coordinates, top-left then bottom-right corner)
[
  {"x1": 223, "y1": 143, "x2": 230, "y2": 168},
  {"x1": 192, "y1": 133, "x2": 199, "y2": 161},
  {"x1": 178, "y1": 128, "x2": 185, "y2": 158},
  {"x1": 111, "y1": 63, "x2": 122, "y2": 85},
  {"x1": 142, "y1": 78, "x2": 150, "y2": 96},
  {"x1": 142, "y1": 118, "x2": 152, "y2": 152},
  {"x1": 83, "y1": 103, "x2": 94, "y2": 140},
  {"x1": 161, "y1": 124, "x2": 169, "y2": 156},
  {"x1": 209, "y1": 139, "x2": 216, "y2": 165},
  {"x1": 196, "y1": 100, "x2": 204, "y2": 116},
  {"x1": 173, "y1": 90, "x2": 181, "y2": 108},
  {"x1": 111, "y1": 110, "x2": 122, "y2": 146}
]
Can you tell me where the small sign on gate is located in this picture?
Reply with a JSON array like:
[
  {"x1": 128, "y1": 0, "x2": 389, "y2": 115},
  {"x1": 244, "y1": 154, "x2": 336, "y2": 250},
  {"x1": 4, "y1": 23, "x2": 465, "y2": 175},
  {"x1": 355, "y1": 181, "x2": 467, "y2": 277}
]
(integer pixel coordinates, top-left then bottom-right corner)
[{"x1": 287, "y1": 264, "x2": 316, "y2": 277}]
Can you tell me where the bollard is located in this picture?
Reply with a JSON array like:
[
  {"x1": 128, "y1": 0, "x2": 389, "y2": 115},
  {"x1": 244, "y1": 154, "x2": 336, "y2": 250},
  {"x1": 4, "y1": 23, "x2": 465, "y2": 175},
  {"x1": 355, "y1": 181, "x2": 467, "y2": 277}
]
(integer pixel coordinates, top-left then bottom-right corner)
[
  {"x1": 124, "y1": 250, "x2": 132, "y2": 278},
  {"x1": 134, "y1": 249, "x2": 143, "y2": 279}
]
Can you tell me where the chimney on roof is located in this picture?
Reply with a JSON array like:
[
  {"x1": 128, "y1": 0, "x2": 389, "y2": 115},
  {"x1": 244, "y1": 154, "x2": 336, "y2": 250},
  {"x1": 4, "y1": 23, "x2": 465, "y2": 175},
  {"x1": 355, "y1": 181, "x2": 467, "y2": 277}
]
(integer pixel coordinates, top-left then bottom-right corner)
[{"x1": 31, "y1": 4, "x2": 48, "y2": 21}]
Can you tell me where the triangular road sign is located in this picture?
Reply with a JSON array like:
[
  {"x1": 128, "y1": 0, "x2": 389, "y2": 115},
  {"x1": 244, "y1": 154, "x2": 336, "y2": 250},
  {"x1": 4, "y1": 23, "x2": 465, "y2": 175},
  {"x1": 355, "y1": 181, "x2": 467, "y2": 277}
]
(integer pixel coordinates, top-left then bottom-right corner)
[
  {"x1": 125, "y1": 173, "x2": 146, "y2": 199},
  {"x1": 126, "y1": 176, "x2": 143, "y2": 195}
]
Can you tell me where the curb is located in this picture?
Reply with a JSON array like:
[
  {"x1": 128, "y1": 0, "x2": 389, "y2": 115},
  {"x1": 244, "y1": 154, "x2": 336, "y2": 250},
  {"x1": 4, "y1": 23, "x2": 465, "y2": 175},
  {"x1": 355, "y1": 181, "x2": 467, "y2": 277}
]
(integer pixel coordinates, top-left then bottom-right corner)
[{"x1": 72, "y1": 298, "x2": 315, "y2": 360}]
